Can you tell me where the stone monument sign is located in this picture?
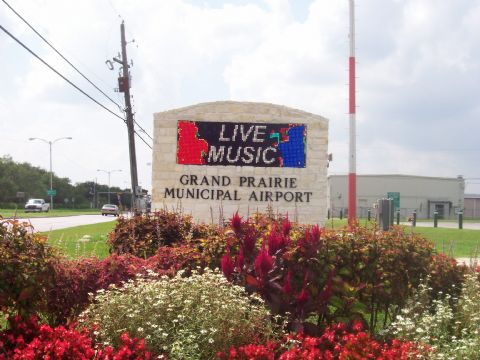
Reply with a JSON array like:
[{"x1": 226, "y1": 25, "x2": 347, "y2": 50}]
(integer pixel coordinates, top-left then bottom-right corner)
[{"x1": 152, "y1": 101, "x2": 328, "y2": 224}]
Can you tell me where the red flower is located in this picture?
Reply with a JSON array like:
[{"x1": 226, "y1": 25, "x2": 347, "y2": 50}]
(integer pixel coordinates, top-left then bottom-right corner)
[
  {"x1": 243, "y1": 231, "x2": 256, "y2": 255},
  {"x1": 268, "y1": 228, "x2": 286, "y2": 256},
  {"x1": 310, "y1": 225, "x2": 322, "y2": 243},
  {"x1": 224, "y1": 323, "x2": 429, "y2": 359},
  {"x1": 236, "y1": 248, "x2": 245, "y2": 271},
  {"x1": 221, "y1": 252, "x2": 235, "y2": 281},
  {"x1": 297, "y1": 225, "x2": 323, "y2": 255},
  {"x1": 0, "y1": 316, "x2": 151, "y2": 360},
  {"x1": 230, "y1": 212, "x2": 243, "y2": 233},
  {"x1": 352, "y1": 320, "x2": 363, "y2": 332},
  {"x1": 282, "y1": 217, "x2": 291, "y2": 236},
  {"x1": 254, "y1": 248, "x2": 273, "y2": 278}
]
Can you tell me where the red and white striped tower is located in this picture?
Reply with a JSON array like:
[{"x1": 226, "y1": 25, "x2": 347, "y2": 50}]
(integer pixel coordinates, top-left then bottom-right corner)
[{"x1": 348, "y1": 0, "x2": 357, "y2": 226}]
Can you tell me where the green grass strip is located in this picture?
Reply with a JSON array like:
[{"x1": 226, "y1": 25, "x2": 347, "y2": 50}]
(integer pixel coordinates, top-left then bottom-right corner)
[
  {"x1": 404, "y1": 226, "x2": 480, "y2": 258},
  {"x1": 42, "y1": 221, "x2": 116, "y2": 259},
  {"x1": 325, "y1": 218, "x2": 480, "y2": 258}
]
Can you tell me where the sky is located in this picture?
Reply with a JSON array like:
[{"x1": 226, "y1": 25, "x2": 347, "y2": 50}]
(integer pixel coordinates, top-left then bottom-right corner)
[{"x1": 1, "y1": 0, "x2": 479, "y2": 194}]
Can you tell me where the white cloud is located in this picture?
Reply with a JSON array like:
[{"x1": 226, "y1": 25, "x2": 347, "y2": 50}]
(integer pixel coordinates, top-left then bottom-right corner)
[
  {"x1": 224, "y1": 0, "x2": 347, "y2": 127},
  {"x1": 0, "y1": 0, "x2": 479, "y2": 195},
  {"x1": 358, "y1": 141, "x2": 458, "y2": 176}
]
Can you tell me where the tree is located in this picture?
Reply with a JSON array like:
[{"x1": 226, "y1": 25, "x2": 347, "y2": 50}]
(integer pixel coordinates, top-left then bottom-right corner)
[{"x1": 0, "y1": 155, "x2": 130, "y2": 209}]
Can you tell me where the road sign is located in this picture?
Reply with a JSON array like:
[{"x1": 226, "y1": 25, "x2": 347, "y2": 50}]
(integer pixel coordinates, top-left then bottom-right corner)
[
  {"x1": 387, "y1": 192, "x2": 400, "y2": 209},
  {"x1": 47, "y1": 189, "x2": 57, "y2": 196}
]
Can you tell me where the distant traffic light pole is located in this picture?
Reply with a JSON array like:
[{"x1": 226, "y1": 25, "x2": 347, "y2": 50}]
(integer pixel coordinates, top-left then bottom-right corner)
[
  {"x1": 97, "y1": 169, "x2": 122, "y2": 204},
  {"x1": 29, "y1": 136, "x2": 72, "y2": 210}
]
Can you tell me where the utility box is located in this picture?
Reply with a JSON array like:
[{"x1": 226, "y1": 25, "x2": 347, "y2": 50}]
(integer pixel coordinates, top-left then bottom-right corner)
[{"x1": 377, "y1": 198, "x2": 394, "y2": 231}]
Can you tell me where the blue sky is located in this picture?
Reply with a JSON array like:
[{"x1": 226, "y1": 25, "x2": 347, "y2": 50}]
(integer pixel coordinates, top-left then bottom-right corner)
[{"x1": 1, "y1": 0, "x2": 479, "y2": 193}]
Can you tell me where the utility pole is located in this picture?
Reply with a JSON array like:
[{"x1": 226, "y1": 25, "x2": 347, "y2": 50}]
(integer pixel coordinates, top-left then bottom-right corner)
[
  {"x1": 348, "y1": 0, "x2": 357, "y2": 227},
  {"x1": 115, "y1": 21, "x2": 139, "y2": 213}
]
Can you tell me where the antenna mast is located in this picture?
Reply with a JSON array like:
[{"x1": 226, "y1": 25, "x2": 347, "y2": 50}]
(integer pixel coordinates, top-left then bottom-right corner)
[{"x1": 348, "y1": 0, "x2": 357, "y2": 226}]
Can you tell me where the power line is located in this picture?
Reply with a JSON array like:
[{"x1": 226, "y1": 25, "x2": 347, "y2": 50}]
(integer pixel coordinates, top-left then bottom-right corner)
[
  {"x1": 0, "y1": 25, "x2": 124, "y2": 120},
  {"x1": 133, "y1": 116, "x2": 153, "y2": 140},
  {"x1": 0, "y1": 24, "x2": 152, "y2": 149},
  {"x1": 2, "y1": 0, "x2": 154, "y2": 144},
  {"x1": 2, "y1": 0, "x2": 124, "y2": 112},
  {"x1": 107, "y1": 0, "x2": 123, "y2": 19},
  {"x1": 134, "y1": 129, "x2": 152, "y2": 148}
]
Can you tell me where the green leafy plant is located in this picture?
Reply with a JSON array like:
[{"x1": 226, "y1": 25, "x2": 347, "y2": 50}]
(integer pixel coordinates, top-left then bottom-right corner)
[
  {"x1": 386, "y1": 271, "x2": 480, "y2": 359},
  {"x1": 220, "y1": 215, "x2": 464, "y2": 334},
  {"x1": 45, "y1": 245, "x2": 204, "y2": 325},
  {"x1": 0, "y1": 217, "x2": 58, "y2": 317},
  {"x1": 108, "y1": 210, "x2": 196, "y2": 258},
  {"x1": 45, "y1": 254, "x2": 145, "y2": 325},
  {"x1": 79, "y1": 268, "x2": 277, "y2": 359}
]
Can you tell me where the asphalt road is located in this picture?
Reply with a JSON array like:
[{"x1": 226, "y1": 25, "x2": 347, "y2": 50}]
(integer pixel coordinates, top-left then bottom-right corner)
[{"x1": 14, "y1": 214, "x2": 119, "y2": 232}]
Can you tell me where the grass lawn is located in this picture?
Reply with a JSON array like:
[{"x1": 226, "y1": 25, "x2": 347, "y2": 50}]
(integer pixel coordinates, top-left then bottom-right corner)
[
  {"x1": 324, "y1": 218, "x2": 375, "y2": 229},
  {"x1": 405, "y1": 226, "x2": 480, "y2": 258},
  {"x1": 0, "y1": 208, "x2": 100, "y2": 219},
  {"x1": 325, "y1": 218, "x2": 480, "y2": 258},
  {"x1": 42, "y1": 221, "x2": 116, "y2": 259}
]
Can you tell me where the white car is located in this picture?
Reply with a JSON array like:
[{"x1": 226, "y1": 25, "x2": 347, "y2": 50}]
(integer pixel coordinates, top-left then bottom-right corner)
[
  {"x1": 101, "y1": 204, "x2": 120, "y2": 216},
  {"x1": 25, "y1": 199, "x2": 50, "y2": 213}
]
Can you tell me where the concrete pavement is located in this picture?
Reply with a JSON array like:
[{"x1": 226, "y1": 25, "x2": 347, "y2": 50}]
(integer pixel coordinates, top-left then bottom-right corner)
[
  {"x1": 13, "y1": 214, "x2": 119, "y2": 232},
  {"x1": 456, "y1": 257, "x2": 479, "y2": 266},
  {"x1": 401, "y1": 221, "x2": 480, "y2": 230}
]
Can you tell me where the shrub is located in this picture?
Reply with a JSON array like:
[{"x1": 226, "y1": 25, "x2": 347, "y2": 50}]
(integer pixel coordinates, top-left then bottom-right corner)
[
  {"x1": 45, "y1": 246, "x2": 203, "y2": 325},
  {"x1": 219, "y1": 215, "x2": 464, "y2": 334},
  {"x1": 219, "y1": 322, "x2": 428, "y2": 359},
  {"x1": 0, "y1": 217, "x2": 58, "y2": 317},
  {"x1": 144, "y1": 244, "x2": 205, "y2": 275},
  {"x1": 108, "y1": 210, "x2": 195, "y2": 257},
  {"x1": 386, "y1": 271, "x2": 480, "y2": 359},
  {"x1": 0, "y1": 315, "x2": 150, "y2": 359},
  {"x1": 45, "y1": 254, "x2": 144, "y2": 325},
  {"x1": 427, "y1": 253, "x2": 466, "y2": 301},
  {"x1": 79, "y1": 269, "x2": 277, "y2": 359}
]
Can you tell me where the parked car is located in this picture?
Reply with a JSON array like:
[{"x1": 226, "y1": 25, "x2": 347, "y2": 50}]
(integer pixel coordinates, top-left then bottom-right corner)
[
  {"x1": 25, "y1": 199, "x2": 50, "y2": 213},
  {"x1": 101, "y1": 204, "x2": 120, "y2": 216}
]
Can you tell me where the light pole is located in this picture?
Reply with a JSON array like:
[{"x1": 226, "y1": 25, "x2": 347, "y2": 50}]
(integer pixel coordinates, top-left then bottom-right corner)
[
  {"x1": 97, "y1": 169, "x2": 122, "y2": 204},
  {"x1": 29, "y1": 136, "x2": 72, "y2": 210}
]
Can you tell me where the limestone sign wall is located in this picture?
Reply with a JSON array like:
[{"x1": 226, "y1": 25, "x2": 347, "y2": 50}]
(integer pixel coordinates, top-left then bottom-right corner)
[{"x1": 152, "y1": 101, "x2": 328, "y2": 224}]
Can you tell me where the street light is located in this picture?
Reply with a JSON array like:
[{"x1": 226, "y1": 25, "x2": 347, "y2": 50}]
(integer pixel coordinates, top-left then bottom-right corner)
[
  {"x1": 97, "y1": 169, "x2": 122, "y2": 204},
  {"x1": 29, "y1": 137, "x2": 72, "y2": 210}
]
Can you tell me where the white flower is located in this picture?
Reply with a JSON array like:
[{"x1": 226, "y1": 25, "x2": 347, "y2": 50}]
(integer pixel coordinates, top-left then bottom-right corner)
[{"x1": 81, "y1": 269, "x2": 273, "y2": 357}]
